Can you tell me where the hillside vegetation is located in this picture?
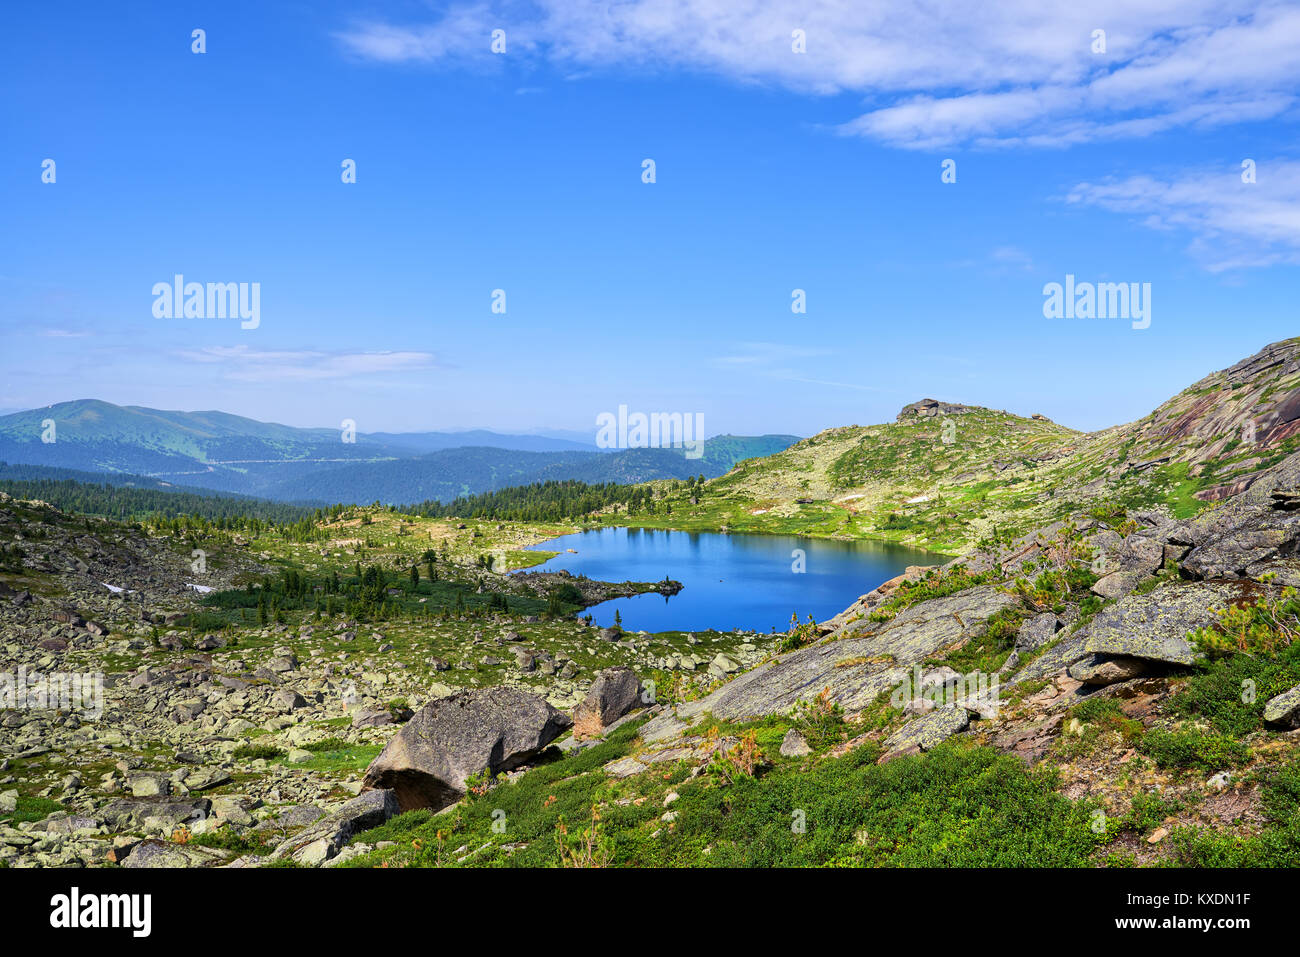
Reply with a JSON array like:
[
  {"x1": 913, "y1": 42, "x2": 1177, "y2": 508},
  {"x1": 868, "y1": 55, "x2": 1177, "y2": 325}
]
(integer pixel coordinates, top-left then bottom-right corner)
[{"x1": 621, "y1": 339, "x2": 1300, "y2": 555}]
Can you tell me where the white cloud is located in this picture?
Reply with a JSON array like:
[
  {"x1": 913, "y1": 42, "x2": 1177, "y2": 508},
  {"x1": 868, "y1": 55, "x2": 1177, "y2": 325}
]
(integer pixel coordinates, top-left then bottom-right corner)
[
  {"x1": 333, "y1": 1, "x2": 1300, "y2": 148},
  {"x1": 176, "y1": 346, "x2": 441, "y2": 382},
  {"x1": 1065, "y1": 159, "x2": 1300, "y2": 271},
  {"x1": 715, "y1": 342, "x2": 883, "y2": 392}
]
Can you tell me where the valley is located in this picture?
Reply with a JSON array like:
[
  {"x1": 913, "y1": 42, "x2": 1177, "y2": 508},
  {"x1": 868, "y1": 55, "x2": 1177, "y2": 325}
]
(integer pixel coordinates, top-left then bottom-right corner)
[{"x1": 2, "y1": 339, "x2": 1300, "y2": 870}]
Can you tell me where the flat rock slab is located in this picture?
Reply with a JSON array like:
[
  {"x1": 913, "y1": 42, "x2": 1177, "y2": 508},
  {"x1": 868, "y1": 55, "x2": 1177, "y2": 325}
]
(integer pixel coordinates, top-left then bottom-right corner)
[
  {"x1": 696, "y1": 585, "x2": 1019, "y2": 722},
  {"x1": 883, "y1": 707, "x2": 970, "y2": 753},
  {"x1": 120, "y1": 839, "x2": 228, "y2": 868}
]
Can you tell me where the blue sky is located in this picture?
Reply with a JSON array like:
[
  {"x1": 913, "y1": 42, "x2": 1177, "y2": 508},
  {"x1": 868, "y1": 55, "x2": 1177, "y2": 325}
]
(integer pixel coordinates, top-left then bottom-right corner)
[{"x1": 2, "y1": 1, "x2": 1298, "y2": 438}]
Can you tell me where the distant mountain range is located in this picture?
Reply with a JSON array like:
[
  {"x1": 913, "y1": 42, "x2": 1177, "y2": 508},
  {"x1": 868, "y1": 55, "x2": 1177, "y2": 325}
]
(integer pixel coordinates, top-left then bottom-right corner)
[{"x1": 0, "y1": 400, "x2": 799, "y2": 505}]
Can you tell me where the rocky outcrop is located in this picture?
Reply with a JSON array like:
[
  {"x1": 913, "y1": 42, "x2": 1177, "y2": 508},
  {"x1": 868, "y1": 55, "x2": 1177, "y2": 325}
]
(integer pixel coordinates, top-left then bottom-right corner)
[
  {"x1": 361, "y1": 687, "x2": 572, "y2": 813},
  {"x1": 659, "y1": 584, "x2": 1019, "y2": 725},
  {"x1": 896, "y1": 398, "x2": 976, "y2": 421},
  {"x1": 883, "y1": 707, "x2": 970, "y2": 756},
  {"x1": 1012, "y1": 581, "x2": 1258, "y2": 692}
]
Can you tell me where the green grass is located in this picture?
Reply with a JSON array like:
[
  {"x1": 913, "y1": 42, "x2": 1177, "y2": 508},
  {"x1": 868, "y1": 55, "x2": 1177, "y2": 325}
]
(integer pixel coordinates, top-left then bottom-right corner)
[
  {"x1": 0, "y1": 796, "x2": 64, "y2": 825},
  {"x1": 278, "y1": 743, "x2": 382, "y2": 775},
  {"x1": 233, "y1": 743, "x2": 285, "y2": 761},
  {"x1": 1138, "y1": 726, "x2": 1251, "y2": 772},
  {"x1": 344, "y1": 727, "x2": 1106, "y2": 868},
  {"x1": 1170, "y1": 644, "x2": 1300, "y2": 737}
]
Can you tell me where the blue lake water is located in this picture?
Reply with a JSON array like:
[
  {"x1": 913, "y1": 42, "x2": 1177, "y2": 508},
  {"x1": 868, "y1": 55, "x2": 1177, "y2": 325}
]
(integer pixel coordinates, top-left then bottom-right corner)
[{"x1": 525, "y1": 527, "x2": 944, "y2": 634}]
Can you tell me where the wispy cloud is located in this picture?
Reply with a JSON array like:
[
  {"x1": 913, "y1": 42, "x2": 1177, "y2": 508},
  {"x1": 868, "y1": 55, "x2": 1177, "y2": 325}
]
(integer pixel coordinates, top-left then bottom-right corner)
[
  {"x1": 333, "y1": 1, "x2": 1300, "y2": 149},
  {"x1": 715, "y1": 342, "x2": 884, "y2": 392},
  {"x1": 1065, "y1": 159, "x2": 1300, "y2": 271},
  {"x1": 175, "y1": 346, "x2": 442, "y2": 382}
]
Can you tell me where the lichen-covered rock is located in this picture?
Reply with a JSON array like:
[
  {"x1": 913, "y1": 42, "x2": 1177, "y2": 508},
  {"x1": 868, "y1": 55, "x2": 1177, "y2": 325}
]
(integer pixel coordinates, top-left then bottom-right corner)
[
  {"x1": 1015, "y1": 613, "x2": 1058, "y2": 653},
  {"x1": 689, "y1": 584, "x2": 1019, "y2": 722},
  {"x1": 1264, "y1": 682, "x2": 1300, "y2": 729},
  {"x1": 271, "y1": 788, "x2": 399, "y2": 864},
  {"x1": 883, "y1": 707, "x2": 969, "y2": 753},
  {"x1": 779, "y1": 729, "x2": 812, "y2": 757},
  {"x1": 120, "y1": 839, "x2": 228, "y2": 868},
  {"x1": 1181, "y1": 500, "x2": 1300, "y2": 580},
  {"x1": 1012, "y1": 582, "x2": 1249, "y2": 686},
  {"x1": 1068, "y1": 654, "x2": 1148, "y2": 685}
]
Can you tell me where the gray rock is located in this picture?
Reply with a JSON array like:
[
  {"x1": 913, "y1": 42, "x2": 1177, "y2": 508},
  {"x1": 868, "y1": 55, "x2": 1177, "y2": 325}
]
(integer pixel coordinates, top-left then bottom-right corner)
[
  {"x1": 352, "y1": 708, "x2": 394, "y2": 729},
  {"x1": 1264, "y1": 682, "x2": 1300, "y2": 729},
  {"x1": 361, "y1": 687, "x2": 572, "y2": 812},
  {"x1": 270, "y1": 789, "x2": 399, "y2": 865},
  {"x1": 128, "y1": 773, "x2": 170, "y2": 798},
  {"x1": 1090, "y1": 570, "x2": 1147, "y2": 599},
  {"x1": 779, "y1": 729, "x2": 812, "y2": 757},
  {"x1": 884, "y1": 707, "x2": 970, "y2": 753},
  {"x1": 1012, "y1": 582, "x2": 1244, "y2": 684},
  {"x1": 694, "y1": 584, "x2": 1019, "y2": 722},
  {"x1": 120, "y1": 839, "x2": 227, "y2": 868},
  {"x1": 1182, "y1": 500, "x2": 1300, "y2": 580},
  {"x1": 572, "y1": 667, "x2": 643, "y2": 737},
  {"x1": 1068, "y1": 654, "x2": 1149, "y2": 685},
  {"x1": 1015, "y1": 613, "x2": 1058, "y2": 653},
  {"x1": 708, "y1": 653, "x2": 740, "y2": 678},
  {"x1": 272, "y1": 689, "x2": 306, "y2": 712}
]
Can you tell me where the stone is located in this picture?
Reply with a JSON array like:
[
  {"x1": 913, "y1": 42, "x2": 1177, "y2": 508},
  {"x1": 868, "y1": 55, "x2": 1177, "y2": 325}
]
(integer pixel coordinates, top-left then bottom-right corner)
[
  {"x1": 708, "y1": 654, "x2": 740, "y2": 678},
  {"x1": 779, "y1": 729, "x2": 812, "y2": 757},
  {"x1": 361, "y1": 687, "x2": 572, "y2": 812},
  {"x1": 272, "y1": 689, "x2": 306, "y2": 712},
  {"x1": 1264, "y1": 681, "x2": 1300, "y2": 729},
  {"x1": 1015, "y1": 613, "x2": 1058, "y2": 653},
  {"x1": 128, "y1": 773, "x2": 170, "y2": 798},
  {"x1": 1090, "y1": 570, "x2": 1147, "y2": 600},
  {"x1": 1068, "y1": 655, "x2": 1148, "y2": 686},
  {"x1": 883, "y1": 707, "x2": 969, "y2": 753},
  {"x1": 1012, "y1": 582, "x2": 1244, "y2": 685},
  {"x1": 695, "y1": 584, "x2": 1020, "y2": 722},
  {"x1": 271, "y1": 789, "x2": 400, "y2": 865},
  {"x1": 120, "y1": 839, "x2": 227, "y2": 868},
  {"x1": 352, "y1": 708, "x2": 394, "y2": 729},
  {"x1": 572, "y1": 667, "x2": 643, "y2": 738}
]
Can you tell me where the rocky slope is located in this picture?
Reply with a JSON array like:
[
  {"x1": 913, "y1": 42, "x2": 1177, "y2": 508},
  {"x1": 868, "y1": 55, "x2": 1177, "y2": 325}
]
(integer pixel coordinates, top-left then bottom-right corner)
[
  {"x1": 626, "y1": 338, "x2": 1300, "y2": 555},
  {"x1": 0, "y1": 496, "x2": 772, "y2": 867}
]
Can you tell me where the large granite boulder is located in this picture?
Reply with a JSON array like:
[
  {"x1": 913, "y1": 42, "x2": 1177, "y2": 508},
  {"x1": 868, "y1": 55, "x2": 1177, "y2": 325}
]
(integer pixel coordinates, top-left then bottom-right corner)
[
  {"x1": 572, "y1": 667, "x2": 643, "y2": 738},
  {"x1": 361, "y1": 687, "x2": 571, "y2": 812}
]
